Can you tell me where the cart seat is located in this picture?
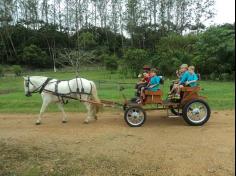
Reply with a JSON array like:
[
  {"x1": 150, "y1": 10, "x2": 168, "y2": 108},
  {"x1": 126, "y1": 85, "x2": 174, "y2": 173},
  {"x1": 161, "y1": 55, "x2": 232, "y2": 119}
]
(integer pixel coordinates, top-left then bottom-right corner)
[
  {"x1": 145, "y1": 90, "x2": 163, "y2": 95},
  {"x1": 181, "y1": 86, "x2": 200, "y2": 92},
  {"x1": 144, "y1": 90, "x2": 163, "y2": 104},
  {"x1": 180, "y1": 86, "x2": 201, "y2": 104}
]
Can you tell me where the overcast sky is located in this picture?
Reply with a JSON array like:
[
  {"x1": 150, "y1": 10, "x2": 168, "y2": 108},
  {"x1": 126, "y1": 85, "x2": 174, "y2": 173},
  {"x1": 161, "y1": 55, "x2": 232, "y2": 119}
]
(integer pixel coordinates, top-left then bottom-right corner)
[{"x1": 212, "y1": 0, "x2": 235, "y2": 25}]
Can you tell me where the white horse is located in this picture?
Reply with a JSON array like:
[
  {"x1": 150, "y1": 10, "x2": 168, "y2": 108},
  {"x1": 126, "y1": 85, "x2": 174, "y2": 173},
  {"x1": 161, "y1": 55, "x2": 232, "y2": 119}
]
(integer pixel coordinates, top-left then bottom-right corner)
[{"x1": 23, "y1": 76, "x2": 100, "y2": 125}]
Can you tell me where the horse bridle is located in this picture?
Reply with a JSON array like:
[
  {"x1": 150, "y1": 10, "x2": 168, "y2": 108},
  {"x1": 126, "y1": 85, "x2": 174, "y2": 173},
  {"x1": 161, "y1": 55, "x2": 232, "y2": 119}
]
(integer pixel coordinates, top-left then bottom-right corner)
[{"x1": 25, "y1": 76, "x2": 52, "y2": 97}]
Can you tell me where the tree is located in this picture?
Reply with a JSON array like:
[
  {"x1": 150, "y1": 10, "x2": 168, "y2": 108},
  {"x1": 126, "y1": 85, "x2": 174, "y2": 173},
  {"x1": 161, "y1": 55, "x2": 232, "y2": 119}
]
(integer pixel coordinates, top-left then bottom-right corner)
[
  {"x1": 78, "y1": 31, "x2": 97, "y2": 50},
  {"x1": 193, "y1": 24, "x2": 235, "y2": 78},
  {"x1": 123, "y1": 48, "x2": 148, "y2": 76},
  {"x1": 22, "y1": 44, "x2": 49, "y2": 67}
]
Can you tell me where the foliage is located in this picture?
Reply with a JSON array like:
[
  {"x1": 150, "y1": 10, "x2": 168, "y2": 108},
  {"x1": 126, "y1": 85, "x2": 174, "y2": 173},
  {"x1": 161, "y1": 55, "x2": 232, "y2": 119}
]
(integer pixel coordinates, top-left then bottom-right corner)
[
  {"x1": 22, "y1": 44, "x2": 49, "y2": 68},
  {"x1": 78, "y1": 32, "x2": 97, "y2": 50},
  {"x1": 0, "y1": 23, "x2": 234, "y2": 80},
  {"x1": 122, "y1": 49, "x2": 148, "y2": 76},
  {"x1": 11, "y1": 65, "x2": 23, "y2": 76},
  {"x1": 155, "y1": 34, "x2": 198, "y2": 76},
  {"x1": 193, "y1": 24, "x2": 235, "y2": 77},
  {"x1": 103, "y1": 54, "x2": 119, "y2": 73}
]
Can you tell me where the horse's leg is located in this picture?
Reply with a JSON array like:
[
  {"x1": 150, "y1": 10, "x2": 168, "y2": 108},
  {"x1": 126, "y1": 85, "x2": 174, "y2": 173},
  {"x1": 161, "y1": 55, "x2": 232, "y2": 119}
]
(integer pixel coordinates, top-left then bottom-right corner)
[
  {"x1": 57, "y1": 103, "x2": 68, "y2": 123},
  {"x1": 83, "y1": 102, "x2": 96, "y2": 124},
  {"x1": 36, "y1": 98, "x2": 50, "y2": 125}
]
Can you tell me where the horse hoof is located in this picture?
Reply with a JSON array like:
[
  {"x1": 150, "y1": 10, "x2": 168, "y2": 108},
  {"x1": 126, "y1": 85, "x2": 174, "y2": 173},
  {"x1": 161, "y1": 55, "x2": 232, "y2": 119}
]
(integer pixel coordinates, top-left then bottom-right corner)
[
  {"x1": 83, "y1": 120, "x2": 89, "y2": 124},
  {"x1": 35, "y1": 122, "x2": 41, "y2": 125},
  {"x1": 62, "y1": 120, "x2": 67, "y2": 123}
]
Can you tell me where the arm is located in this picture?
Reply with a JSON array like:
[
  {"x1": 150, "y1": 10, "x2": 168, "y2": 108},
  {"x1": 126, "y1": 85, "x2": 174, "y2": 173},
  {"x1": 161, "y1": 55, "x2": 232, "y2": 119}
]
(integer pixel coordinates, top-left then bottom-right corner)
[
  {"x1": 179, "y1": 72, "x2": 188, "y2": 85},
  {"x1": 186, "y1": 74, "x2": 198, "y2": 85},
  {"x1": 148, "y1": 77, "x2": 160, "y2": 88}
]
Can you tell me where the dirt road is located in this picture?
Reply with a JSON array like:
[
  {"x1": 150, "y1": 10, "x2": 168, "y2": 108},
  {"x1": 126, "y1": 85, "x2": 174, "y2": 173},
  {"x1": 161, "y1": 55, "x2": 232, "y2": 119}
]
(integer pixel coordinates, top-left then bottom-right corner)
[{"x1": 0, "y1": 110, "x2": 234, "y2": 176}]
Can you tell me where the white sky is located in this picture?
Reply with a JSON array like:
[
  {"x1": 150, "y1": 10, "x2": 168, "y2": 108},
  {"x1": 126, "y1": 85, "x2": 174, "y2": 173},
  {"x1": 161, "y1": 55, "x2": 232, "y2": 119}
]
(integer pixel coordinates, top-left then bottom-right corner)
[{"x1": 211, "y1": 0, "x2": 235, "y2": 25}]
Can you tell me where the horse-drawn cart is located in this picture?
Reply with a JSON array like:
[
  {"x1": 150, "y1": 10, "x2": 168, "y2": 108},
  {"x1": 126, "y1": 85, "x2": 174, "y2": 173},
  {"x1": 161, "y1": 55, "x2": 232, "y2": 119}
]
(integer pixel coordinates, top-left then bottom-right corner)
[
  {"x1": 24, "y1": 76, "x2": 211, "y2": 126},
  {"x1": 122, "y1": 86, "x2": 211, "y2": 127},
  {"x1": 79, "y1": 83, "x2": 211, "y2": 127}
]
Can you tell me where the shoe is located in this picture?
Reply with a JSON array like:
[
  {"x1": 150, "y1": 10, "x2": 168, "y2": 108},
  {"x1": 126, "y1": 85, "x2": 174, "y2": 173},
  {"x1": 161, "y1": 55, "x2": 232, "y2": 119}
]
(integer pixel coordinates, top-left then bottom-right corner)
[{"x1": 136, "y1": 98, "x2": 142, "y2": 104}]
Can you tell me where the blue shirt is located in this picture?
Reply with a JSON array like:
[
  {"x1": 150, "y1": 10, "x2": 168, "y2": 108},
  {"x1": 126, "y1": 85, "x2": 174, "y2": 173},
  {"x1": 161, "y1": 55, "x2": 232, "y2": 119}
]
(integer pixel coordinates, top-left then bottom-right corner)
[
  {"x1": 148, "y1": 76, "x2": 161, "y2": 91},
  {"x1": 179, "y1": 71, "x2": 190, "y2": 84},
  {"x1": 187, "y1": 73, "x2": 198, "y2": 87}
]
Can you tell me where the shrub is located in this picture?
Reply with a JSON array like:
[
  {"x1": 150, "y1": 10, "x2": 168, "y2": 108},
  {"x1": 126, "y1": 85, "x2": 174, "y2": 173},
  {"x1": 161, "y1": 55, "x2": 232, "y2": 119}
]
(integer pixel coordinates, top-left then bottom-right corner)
[
  {"x1": 104, "y1": 55, "x2": 119, "y2": 73},
  {"x1": 220, "y1": 73, "x2": 231, "y2": 81},
  {"x1": 22, "y1": 44, "x2": 49, "y2": 67},
  {"x1": 123, "y1": 49, "x2": 148, "y2": 77},
  {"x1": 11, "y1": 65, "x2": 23, "y2": 76},
  {"x1": 209, "y1": 72, "x2": 219, "y2": 80}
]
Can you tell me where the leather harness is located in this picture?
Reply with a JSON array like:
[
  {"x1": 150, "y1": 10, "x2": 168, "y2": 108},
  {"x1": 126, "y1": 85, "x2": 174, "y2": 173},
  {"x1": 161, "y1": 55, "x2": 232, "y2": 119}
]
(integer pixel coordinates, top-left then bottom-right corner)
[{"x1": 26, "y1": 77, "x2": 93, "y2": 104}]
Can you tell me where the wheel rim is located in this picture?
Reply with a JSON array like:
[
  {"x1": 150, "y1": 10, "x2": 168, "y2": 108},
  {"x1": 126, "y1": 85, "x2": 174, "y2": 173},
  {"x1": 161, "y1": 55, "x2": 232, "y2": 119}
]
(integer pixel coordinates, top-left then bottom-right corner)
[
  {"x1": 126, "y1": 108, "x2": 145, "y2": 126},
  {"x1": 186, "y1": 102, "x2": 208, "y2": 123}
]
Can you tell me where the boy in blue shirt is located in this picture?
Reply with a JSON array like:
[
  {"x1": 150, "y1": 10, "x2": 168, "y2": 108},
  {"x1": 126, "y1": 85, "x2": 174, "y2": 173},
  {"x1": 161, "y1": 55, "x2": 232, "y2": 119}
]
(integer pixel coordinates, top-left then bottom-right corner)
[
  {"x1": 174, "y1": 66, "x2": 198, "y2": 99},
  {"x1": 140, "y1": 69, "x2": 161, "y2": 100},
  {"x1": 185, "y1": 66, "x2": 198, "y2": 87}
]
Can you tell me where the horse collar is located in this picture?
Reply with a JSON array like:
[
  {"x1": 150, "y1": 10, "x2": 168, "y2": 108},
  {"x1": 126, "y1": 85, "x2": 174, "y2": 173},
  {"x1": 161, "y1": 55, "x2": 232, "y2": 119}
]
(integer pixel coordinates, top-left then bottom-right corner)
[{"x1": 39, "y1": 78, "x2": 53, "y2": 94}]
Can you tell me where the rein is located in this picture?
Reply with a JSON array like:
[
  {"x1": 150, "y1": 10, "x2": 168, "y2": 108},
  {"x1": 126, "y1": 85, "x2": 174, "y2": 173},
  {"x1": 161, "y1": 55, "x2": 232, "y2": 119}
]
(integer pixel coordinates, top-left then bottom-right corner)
[{"x1": 26, "y1": 77, "x2": 52, "y2": 96}]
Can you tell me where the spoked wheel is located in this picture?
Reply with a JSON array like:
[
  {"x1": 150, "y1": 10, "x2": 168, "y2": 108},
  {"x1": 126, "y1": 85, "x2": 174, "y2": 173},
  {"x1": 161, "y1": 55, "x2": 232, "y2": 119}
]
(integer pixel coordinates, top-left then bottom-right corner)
[
  {"x1": 182, "y1": 99, "x2": 211, "y2": 126},
  {"x1": 170, "y1": 108, "x2": 182, "y2": 116},
  {"x1": 124, "y1": 106, "x2": 146, "y2": 127}
]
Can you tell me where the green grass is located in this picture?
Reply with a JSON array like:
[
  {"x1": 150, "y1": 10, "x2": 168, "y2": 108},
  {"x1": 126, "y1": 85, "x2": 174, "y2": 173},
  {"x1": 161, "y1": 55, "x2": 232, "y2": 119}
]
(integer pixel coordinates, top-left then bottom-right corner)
[{"x1": 0, "y1": 69, "x2": 234, "y2": 113}]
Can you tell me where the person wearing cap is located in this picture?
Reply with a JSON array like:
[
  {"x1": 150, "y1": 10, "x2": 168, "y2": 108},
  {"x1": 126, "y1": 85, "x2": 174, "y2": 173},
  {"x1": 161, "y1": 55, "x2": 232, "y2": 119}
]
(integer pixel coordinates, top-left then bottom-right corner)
[
  {"x1": 135, "y1": 67, "x2": 151, "y2": 97},
  {"x1": 143, "y1": 65, "x2": 151, "y2": 72},
  {"x1": 135, "y1": 72, "x2": 150, "y2": 97}
]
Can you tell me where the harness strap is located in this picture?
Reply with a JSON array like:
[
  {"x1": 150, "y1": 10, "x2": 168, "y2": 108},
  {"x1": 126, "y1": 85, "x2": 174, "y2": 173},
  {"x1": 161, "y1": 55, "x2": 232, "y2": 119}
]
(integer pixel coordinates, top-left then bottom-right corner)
[
  {"x1": 75, "y1": 77, "x2": 80, "y2": 93},
  {"x1": 39, "y1": 78, "x2": 53, "y2": 94},
  {"x1": 68, "y1": 81, "x2": 72, "y2": 93},
  {"x1": 80, "y1": 78, "x2": 84, "y2": 93},
  {"x1": 55, "y1": 80, "x2": 61, "y2": 96}
]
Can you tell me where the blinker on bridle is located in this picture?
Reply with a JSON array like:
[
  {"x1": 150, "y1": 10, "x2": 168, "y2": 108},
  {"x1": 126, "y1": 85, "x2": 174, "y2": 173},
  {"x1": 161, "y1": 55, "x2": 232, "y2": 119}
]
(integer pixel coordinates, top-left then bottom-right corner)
[{"x1": 25, "y1": 76, "x2": 32, "y2": 97}]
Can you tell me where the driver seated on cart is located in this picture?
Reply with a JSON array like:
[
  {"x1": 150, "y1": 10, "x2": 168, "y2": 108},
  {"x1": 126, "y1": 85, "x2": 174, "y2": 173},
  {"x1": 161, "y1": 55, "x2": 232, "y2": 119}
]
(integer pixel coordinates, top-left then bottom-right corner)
[{"x1": 140, "y1": 68, "x2": 162, "y2": 100}]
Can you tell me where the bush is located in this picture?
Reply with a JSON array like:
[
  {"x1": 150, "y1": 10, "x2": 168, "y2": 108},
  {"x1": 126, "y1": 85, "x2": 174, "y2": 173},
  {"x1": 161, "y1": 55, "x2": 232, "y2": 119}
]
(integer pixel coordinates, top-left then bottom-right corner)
[
  {"x1": 123, "y1": 49, "x2": 148, "y2": 77},
  {"x1": 22, "y1": 44, "x2": 49, "y2": 67},
  {"x1": 220, "y1": 73, "x2": 231, "y2": 81},
  {"x1": 209, "y1": 72, "x2": 217, "y2": 80},
  {"x1": 0, "y1": 65, "x2": 4, "y2": 77},
  {"x1": 11, "y1": 65, "x2": 23, "y2": 76},
  {"x1": 103, "y1": 54, "x2": 119, "y2": 73}
]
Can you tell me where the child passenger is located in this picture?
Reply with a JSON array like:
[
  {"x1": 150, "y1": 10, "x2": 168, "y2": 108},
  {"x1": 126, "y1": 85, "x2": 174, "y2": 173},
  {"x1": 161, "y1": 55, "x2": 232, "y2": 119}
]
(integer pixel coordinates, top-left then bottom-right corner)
[
  {"x1": 140, "y1": 68, "x2": 161, "y2": 100},
  {"x1": 185, "y1": 66, "x2": 198, "y2": 87},
  {"x1": 135, "y1": 69, "x2": 151, "y2": 97},
  {"x1": 174, "y1": 65, "x2": 198, "y2": 99},
  {"x1": 169, "y1": 64, "x2": 188, "y2": 95}
]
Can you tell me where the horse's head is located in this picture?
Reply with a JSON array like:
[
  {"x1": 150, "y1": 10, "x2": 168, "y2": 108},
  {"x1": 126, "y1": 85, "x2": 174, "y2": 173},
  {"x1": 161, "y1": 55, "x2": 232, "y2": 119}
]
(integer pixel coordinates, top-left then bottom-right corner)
[{"x1": 23, "y1": 76, "x2": 35, "y2": 97}]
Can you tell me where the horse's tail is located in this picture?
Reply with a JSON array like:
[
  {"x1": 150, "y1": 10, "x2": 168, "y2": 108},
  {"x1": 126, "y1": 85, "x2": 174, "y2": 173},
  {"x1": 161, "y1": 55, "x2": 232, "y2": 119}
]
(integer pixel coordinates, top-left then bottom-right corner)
[{"x1": 90, "y1": 81, "x2": 101, "y2": 113}]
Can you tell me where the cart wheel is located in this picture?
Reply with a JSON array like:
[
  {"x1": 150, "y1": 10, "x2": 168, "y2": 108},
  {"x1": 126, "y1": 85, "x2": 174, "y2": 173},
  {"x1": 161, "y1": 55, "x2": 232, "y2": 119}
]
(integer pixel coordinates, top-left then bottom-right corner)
[
  {"x1": 124, "y1": 106, "x2": 146, "y2": 127},
  {"x1": 170, "y1": 108, "x2": 182, "y2": 116},
  {"x1": 182, "y1": 99, "x2": 211, "y2": 126}
]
